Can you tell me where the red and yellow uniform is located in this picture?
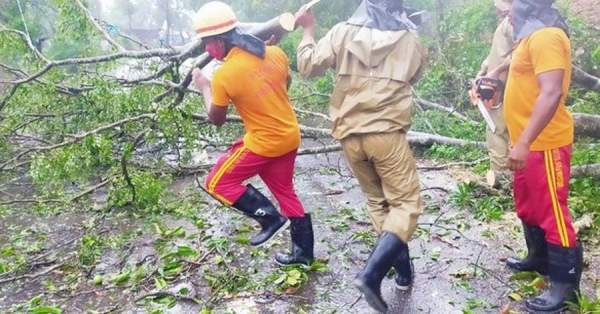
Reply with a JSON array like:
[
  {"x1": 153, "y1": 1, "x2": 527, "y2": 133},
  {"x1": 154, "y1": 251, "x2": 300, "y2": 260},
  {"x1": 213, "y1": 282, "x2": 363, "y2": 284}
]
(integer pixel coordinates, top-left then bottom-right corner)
[
  {"x1": 504, "y1": 27, "x2": 576, "y2": 247},
  {"x1": 205, "y1": 46, "x2": 305, "y2": 218}
]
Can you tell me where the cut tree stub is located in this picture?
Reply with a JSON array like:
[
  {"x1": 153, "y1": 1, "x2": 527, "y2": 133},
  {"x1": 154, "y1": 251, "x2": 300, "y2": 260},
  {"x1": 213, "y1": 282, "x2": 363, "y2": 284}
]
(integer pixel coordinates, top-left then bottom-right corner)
[{"x1": 279, "y1": 12, "x2": 296, "y2": 32}]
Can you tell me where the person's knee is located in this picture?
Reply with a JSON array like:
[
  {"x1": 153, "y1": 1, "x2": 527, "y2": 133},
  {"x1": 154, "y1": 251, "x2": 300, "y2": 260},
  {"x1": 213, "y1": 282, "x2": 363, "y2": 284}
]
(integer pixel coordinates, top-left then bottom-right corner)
[{"x1": 516, "y1": 210, "x2": 536, "y2": 226}]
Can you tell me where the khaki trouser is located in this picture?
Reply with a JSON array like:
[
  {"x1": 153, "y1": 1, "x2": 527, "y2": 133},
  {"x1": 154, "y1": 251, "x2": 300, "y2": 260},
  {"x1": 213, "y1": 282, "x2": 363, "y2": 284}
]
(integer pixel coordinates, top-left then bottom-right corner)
[
  {"x1": 340, "y1": 131, "x2": 423, "y2": 243},
  {"x1": 487, "y1": 103, "x2": 509, "y2": 172}
]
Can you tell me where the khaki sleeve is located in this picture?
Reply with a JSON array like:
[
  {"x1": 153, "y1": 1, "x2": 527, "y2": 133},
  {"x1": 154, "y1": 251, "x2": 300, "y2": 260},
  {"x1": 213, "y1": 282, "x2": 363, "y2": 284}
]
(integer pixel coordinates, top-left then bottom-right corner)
[
  {"x1": 408, "y1": 35, "x2": 429, "y2": 85},
  {"x1": 297, "y1": 28, "x2": 337, "y2": 78}
]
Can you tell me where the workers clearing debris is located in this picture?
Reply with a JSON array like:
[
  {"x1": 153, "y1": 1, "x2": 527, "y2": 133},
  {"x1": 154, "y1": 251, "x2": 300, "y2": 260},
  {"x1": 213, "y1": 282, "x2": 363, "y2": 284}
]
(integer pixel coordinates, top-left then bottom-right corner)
[
  {"x1": 190, "y1": 0, "x2": 585, "y2": 312},
  {"x1": 191, "y1": 1, "x2": 314, "y2": 266},
  {"x1": 294, "y1": 0, "x2": 428, "y2": 312}
]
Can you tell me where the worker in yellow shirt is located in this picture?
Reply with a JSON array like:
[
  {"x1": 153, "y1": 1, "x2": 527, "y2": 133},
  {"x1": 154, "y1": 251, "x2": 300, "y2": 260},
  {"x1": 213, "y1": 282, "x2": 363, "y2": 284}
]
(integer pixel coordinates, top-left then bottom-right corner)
[
  {"x1": 191, "y1": 1, "x2": 314, "y2": 266},
  {"x1": 500, "y1": 0, "x2": 583, "y2": 312}
]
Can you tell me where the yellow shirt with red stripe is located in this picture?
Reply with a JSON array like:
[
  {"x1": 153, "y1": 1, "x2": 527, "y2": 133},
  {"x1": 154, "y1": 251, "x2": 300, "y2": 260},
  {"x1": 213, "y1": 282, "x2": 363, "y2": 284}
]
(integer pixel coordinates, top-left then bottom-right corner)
[
  {"x1": 211, "y1": 46, "x2": 301, "y2": 157},
  {"x1": 503, "y1": 27, "x2": 573, "y2": 151}
]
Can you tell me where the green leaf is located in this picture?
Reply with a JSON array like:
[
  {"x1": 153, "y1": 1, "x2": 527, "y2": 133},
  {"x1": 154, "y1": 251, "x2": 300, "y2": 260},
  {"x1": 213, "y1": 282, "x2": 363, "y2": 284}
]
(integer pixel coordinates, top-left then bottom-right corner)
[
  {"x1": 32, "y1": 306, "x2": 62, "y2": 314},
  {"x1": 508, "y1": 292, "x2": 522, "y2": 301},
  {"x1": 155, "y1": 277, "x2": 168, "y2": 290},
  {"x1": 178, "y1": 287, "x2": 190, "y2": 295},
  {"x1": 165, "y1": 226, "x2": 185, "y2": 238},
  {"x1": 92, "y1": 275, "x2": 103, "y2": 285},
  {"x1": 176, "y1": 246, "x2": 198, "y2": 258},
  {"x1": 428, "y1": 247, "x2": 442, "y2": 261},
  {"x1": 274, "y1": 274, "x2": 287, "y2": 285},
  {"x1": 28, "y1": 295, "x2": 43, "y2": 307},
  {"x1": 110, "y1": 271, "x2": 131, "y2": 285},
  {"x1": 153, "y1": 223, "x2": 163, "y2": 236}
]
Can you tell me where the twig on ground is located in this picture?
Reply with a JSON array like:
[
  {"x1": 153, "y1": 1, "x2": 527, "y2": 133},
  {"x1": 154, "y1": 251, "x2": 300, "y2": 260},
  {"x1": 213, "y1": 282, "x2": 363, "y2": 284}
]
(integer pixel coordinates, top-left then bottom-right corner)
[
  {"x1": 470, "y1": 263, "x2": 520, "y2": 292},
  {"x1": 135, "y1": 290, "x2": 198, "y2": 303},
  {"x1": 421, "y1": 186, "x2": 450, "y2": 193},
  {"x1": 417, "y1": 222, "x2": 483, "y2": 245},
  {"x1": 473, "y1": 244, "x2": 486, "y2": 277},
  {"x1": 0, "y1": 260, "x2": 68, "y2": 285},
  {"x1": 70, "y1": 178, "x2": 114, "y2": 202},
  {"x1": 418, "y1": 158, "x2": 489, "y2": 171}
]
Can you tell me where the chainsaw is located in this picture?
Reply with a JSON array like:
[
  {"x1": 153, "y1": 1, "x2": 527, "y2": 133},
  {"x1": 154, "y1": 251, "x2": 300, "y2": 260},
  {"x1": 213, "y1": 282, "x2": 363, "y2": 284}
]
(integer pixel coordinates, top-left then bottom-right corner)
[{"x1": 469, "y1": 77, "x2": 504, "y2": 133}]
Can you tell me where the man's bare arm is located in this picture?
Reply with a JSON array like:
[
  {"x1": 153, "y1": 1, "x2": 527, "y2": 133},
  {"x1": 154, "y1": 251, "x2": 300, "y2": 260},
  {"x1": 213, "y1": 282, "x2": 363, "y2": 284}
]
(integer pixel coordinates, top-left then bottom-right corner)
[{"x1": 201, "y1": 85, "x2": 227, "y2": 127}]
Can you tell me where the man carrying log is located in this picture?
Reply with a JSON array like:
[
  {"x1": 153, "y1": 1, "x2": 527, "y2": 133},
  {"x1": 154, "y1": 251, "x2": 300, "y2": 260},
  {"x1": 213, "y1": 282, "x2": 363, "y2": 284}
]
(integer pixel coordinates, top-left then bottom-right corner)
[
  {"x1": 472, "y1": 0, "x2": 514, "y2": 173},
  {"x1": 498, "y1": 0, "x2": 584, "y2": 312},
  {"x1": 295, "y1": 0, "x2": 427, "y2": 312},
  {"x1": 191, "y1": 1, "x2": 315, "y2": 266}
]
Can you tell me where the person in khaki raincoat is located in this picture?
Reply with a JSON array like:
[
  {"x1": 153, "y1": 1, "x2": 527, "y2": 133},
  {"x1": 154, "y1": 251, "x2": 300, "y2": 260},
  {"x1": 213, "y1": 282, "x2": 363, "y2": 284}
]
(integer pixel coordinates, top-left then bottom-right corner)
[
  {"x1": 475, "y1": 0, "x2": 515, "y2": 172},
  {"x1": 295, "y1": 0, "x2": 427, "y2": 312}
]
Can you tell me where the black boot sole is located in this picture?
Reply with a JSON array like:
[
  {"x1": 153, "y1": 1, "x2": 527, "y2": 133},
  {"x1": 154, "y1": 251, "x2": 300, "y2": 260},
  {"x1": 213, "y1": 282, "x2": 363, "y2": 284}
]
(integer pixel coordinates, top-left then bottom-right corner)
[
  {"x1": 249, "y1": 219, "x2": 290, "y2": 248},
  {"x1": 273, "y1": 257, "x2": 313, "y2": 267},
  {"x1": 525, "y1": 304, "x2": 568, "y2": 314},
  {"x1": 353, "y1": 278, "x2": 388, "y2": 313}
]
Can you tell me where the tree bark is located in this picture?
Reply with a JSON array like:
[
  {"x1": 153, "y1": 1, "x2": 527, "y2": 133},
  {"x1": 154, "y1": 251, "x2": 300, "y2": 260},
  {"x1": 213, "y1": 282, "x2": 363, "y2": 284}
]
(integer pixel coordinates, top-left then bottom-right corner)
[
  {"x1": 487, "y1": 163, "x2": 600, "y2": 189},
  {"x1": 573, "y1": 65, "x2": 600, "y2": 92},
  {"x1": 573, "y1": 113, "x2": 600, "y2": 139}
]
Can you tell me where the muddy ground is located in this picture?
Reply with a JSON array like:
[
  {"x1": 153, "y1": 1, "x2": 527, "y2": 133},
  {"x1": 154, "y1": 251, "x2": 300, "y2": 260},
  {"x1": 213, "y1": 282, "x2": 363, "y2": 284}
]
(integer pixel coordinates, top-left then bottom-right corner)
[{"x1": 0, "y1": 141, "x2": 598, "y2": 314}]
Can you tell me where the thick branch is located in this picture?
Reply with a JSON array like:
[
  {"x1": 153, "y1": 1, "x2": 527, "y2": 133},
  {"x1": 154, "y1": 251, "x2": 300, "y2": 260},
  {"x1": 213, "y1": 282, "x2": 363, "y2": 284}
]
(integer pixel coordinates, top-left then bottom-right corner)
[
  {"x1": 573, "y1": 65, "x2": 600, "y2": 92},
  {"x1": 415, "y1": 97, "x2": 480, "y2": 125},
  {"x1": 487, "y1": 163, "x2": 600, "y2": 188},
  {"x1": 573, "y1": 113, "x2": 600, "y2": 139},
  {"x1": 0, "y1": 114, "x2": 155, "y2": 170}
]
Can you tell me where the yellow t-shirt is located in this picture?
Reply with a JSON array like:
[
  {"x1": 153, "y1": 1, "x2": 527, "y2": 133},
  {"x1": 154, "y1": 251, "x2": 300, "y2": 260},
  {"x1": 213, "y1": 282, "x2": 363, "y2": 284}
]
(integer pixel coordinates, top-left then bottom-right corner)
[
  {"x1": 503, "y1": 27, "x2": 573, "y2": 151},
  {"x1": 211, "y1": 46, "x2": 301, "y2": 157}
]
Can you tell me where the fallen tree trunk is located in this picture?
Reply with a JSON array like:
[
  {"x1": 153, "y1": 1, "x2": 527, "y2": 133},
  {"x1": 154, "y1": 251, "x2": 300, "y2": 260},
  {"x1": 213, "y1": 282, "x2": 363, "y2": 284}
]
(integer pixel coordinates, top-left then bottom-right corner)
[
  {"x1": 573, "y1": 66, "x2": 600, "y2": 92},
  {"x1": 486, "y1": 163, "x2": 600, "y2": 189},
  {"x1": 414, "y1": 97, "x2": 480, "y2": 126},
  {"x1": 572, "y1": 113, "x2": 600, "y2": 139},
  {"x1": 196, "y1": 13, "x2": 296, "y2": 69}
]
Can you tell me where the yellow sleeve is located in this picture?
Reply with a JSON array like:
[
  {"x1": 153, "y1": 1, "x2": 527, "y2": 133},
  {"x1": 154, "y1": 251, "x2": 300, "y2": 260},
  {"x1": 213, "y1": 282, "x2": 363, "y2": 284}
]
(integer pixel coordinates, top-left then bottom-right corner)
[
  {"x1": 529, "y1": 28, "x2": 570, "y2": 75},
  {"x1": 211, "y1": 68, "x2": 230, "y2": 107},
  {"x1": 296, "y1": 25, "x2": 339, "y2": 78}
]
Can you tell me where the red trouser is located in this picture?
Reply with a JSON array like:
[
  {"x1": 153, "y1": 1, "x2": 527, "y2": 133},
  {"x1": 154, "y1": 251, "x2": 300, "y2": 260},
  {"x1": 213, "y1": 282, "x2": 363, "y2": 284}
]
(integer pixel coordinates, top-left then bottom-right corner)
[
  {"x1": 513, "y1": 144, "x2": 576, "y2": 248},
  {"x1": 205, "y1": 140, "x2": 305, "y2": 218}
]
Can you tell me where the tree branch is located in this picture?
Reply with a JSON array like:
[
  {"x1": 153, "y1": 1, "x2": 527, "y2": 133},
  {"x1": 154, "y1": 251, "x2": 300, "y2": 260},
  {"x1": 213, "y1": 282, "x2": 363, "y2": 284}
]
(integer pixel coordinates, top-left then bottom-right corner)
[
  {"x1": 74, "y1": 0, "x2": 126, "y2": 52},
  {"x1": 0, "y1": 114, "x2": 155, "y2": 170},
  {"x1": 573, "y1": 65, "x2": 600, "y2": 92}
]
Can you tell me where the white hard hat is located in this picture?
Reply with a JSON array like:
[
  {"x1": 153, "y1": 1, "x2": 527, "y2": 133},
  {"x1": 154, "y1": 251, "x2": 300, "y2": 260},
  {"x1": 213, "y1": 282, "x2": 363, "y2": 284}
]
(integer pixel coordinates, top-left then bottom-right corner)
[{"x1": 193, "y1": 1, "x2": 239, "y2": 39}]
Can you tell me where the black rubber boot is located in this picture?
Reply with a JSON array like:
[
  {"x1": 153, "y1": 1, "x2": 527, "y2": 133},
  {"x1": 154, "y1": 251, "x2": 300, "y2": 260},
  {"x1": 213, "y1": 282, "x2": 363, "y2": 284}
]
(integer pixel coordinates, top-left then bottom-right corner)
[
  {"x1": 353, "y1": 232, "x2": 407, "y2": 313},
  {"x1": 232, "y1": 184, "x2": 290, "y2": 247},
  {"x1": 393, "y1": 245, "x2": 414, "y2": 290},
  {"x1": 506, "y1": 223, "x2": 548, "y2": 275},
  {"x1": 525, "y1": 242, "x2": 583, "y2": 314},
  {"x1": 274, "y1": 214, "x2": 315, "y2": 266}
]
